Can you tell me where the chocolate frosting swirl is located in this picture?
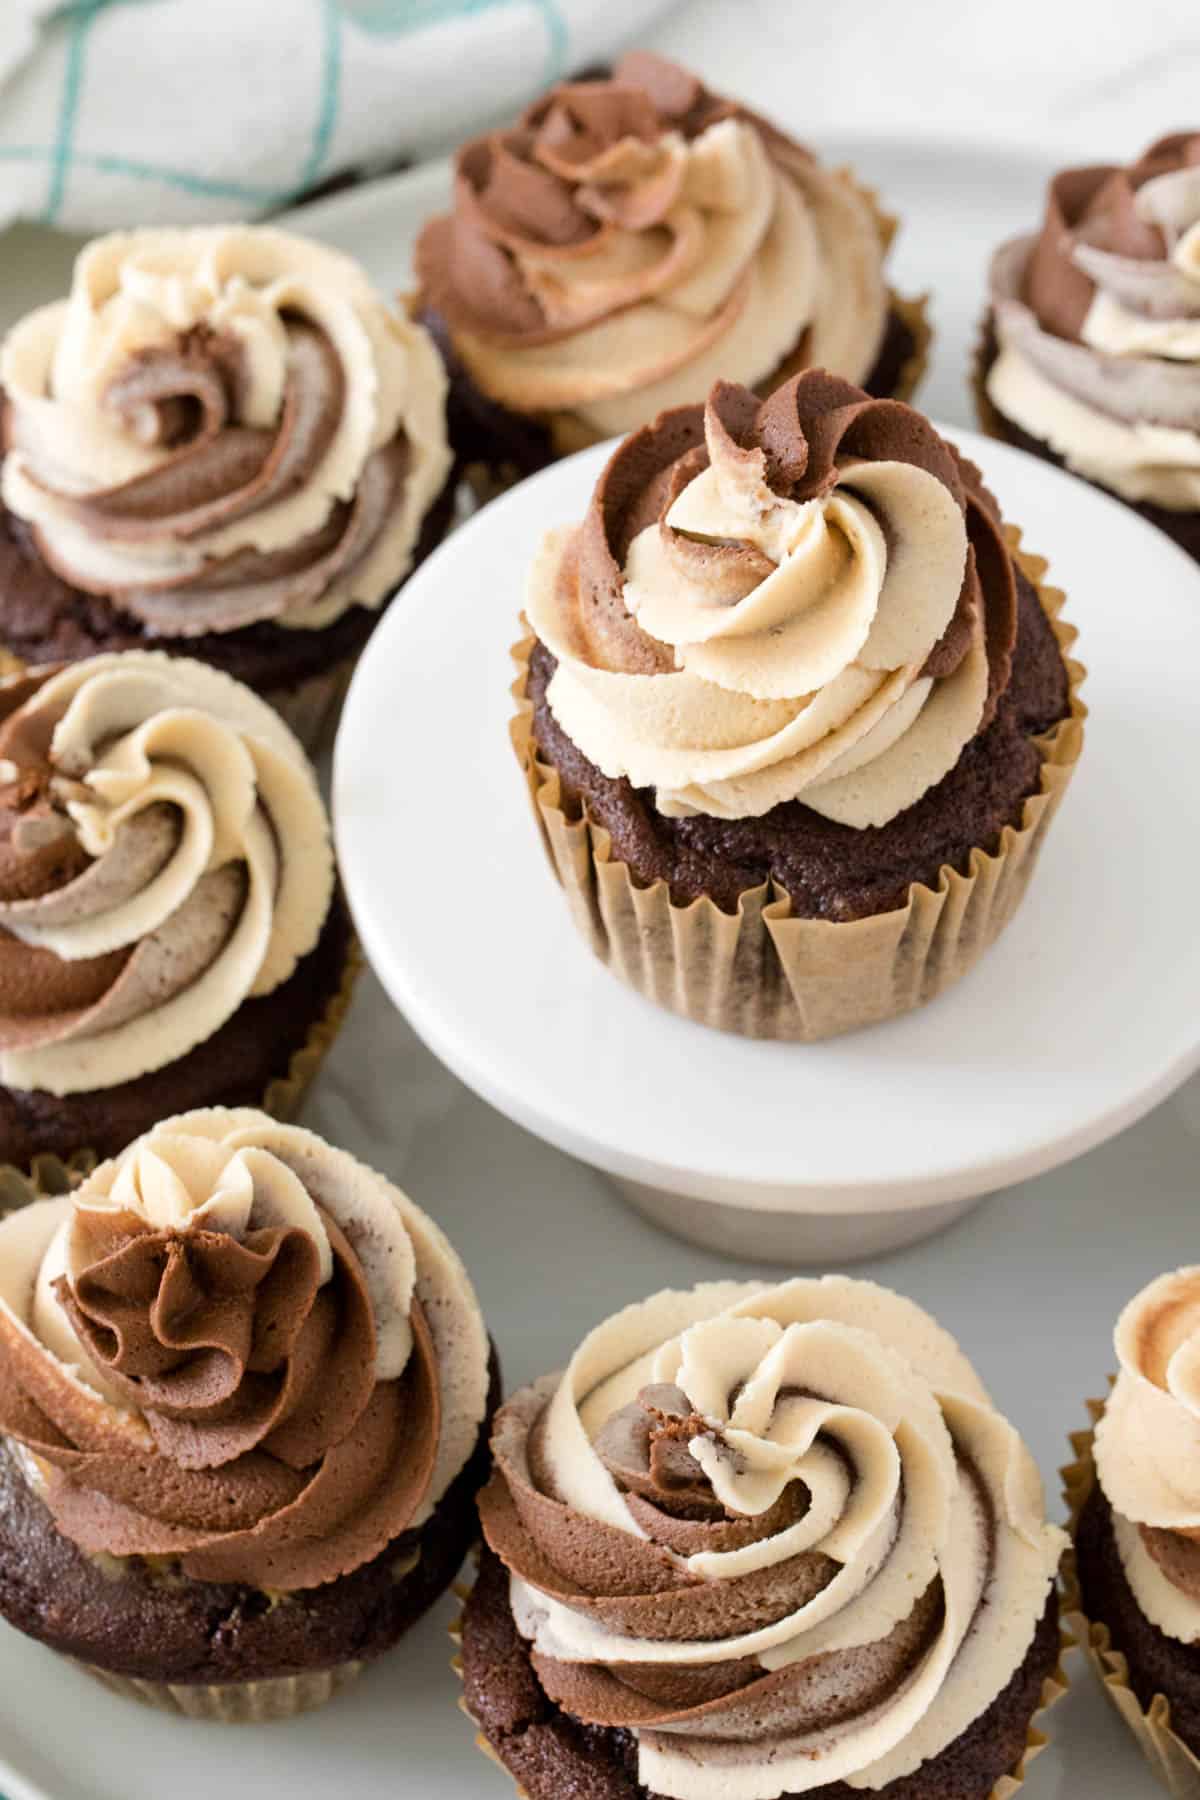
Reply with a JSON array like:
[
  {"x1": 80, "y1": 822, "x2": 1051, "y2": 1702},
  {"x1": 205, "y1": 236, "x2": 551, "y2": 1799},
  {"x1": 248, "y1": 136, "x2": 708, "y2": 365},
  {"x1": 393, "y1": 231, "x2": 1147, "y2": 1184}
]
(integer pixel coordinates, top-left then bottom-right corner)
[
  {"x1": 0, "y1": 651, "x2": 332, "y2": 1096},
  {"x1": 0, "y1": 1109, "x2": 491, "y2": 1591},
  {"x1": 987, "y1": 134, "x2": 1200, "y2": 508},
  {"x1": 1094, "y1": 1269, "x2": 1200, "y2": 1644},
  {"x1": 480, "y1": 1278, "x2": 1064, "y2": 1799},
  {"x1": 416, "y1": 54, "x2": 890, "y2": 437},
  {"x1": 527, "y1": 371, "x2": 1017, "y2": 828},
  {"x1": 1, "y1": 227, "x2": 452, "y2": 632}
]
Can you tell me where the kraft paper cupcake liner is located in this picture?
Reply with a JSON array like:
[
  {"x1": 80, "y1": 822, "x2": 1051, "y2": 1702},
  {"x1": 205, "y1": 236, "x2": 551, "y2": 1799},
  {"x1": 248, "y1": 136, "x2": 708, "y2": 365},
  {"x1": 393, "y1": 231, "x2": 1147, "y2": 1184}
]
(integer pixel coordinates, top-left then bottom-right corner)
[
  {"x1": 511, "y1": 530, "x2": 1086, "y2": 1042},
  {"x1": 73, "y1": 1656, "x2": 365, "y2": 1722},
  {"x1": 0, "y1": 932, "x2": 363, "y2": 1211},
  {"x1": 1063, "y1": 1406, "x2": 1200, "y2": 1796},
  {"x1": 449, "y1": 1580, "x2": 1070, "y2": 1800}
]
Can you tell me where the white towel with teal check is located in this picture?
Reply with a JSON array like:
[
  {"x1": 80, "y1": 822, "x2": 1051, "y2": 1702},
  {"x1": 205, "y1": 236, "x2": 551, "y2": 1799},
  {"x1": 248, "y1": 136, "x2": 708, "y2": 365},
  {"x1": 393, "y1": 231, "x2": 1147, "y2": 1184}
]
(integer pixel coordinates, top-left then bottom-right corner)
[{"x1": 0, "y1": 0, "x2": 680, "y2": 231}]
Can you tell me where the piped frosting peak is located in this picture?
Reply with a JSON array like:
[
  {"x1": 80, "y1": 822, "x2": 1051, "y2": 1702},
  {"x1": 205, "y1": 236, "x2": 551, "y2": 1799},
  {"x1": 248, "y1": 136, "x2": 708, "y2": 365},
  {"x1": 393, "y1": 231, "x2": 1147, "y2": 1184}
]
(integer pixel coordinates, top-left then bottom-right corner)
[
  {"x1": 0, "y1": 1108, "x2": 491, "y2": 1591},
  {"x1": 527, "y1": 371, "x2": 1017, "y2": 827},
  {"x1": 1, "y1": 225, "x2": 452, "y2": 631},
  {"x1": 480, "y1": 1277, "x2": 1063, "y2": 1800}
]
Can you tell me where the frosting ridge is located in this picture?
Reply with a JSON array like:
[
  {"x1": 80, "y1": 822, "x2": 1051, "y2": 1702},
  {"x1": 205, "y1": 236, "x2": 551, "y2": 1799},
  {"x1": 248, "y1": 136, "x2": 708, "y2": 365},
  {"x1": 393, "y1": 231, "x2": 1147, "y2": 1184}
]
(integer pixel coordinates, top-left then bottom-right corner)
[
  {"x1": 479, "y1": 1276, "x2": 1063, "y2": 1799},
  {"x1": 415, "y1": 54, "x2": 890, "y2": 437},
  {"x1": 0, "y1": 651, "x2": 333, "y2": 1095},
  {"x1": 0, "y1": 1108, "x2": 491, "y2": 1591},
  {"x1": 1094, "y1": 1267, "x2": 1200, "y2": 1644},
  {"x1": 526, "y1": 371, "x2": 1017, "y2": 828},
  {"x1": 1, "y1": 226, "x2": 452, "y2": 631}
]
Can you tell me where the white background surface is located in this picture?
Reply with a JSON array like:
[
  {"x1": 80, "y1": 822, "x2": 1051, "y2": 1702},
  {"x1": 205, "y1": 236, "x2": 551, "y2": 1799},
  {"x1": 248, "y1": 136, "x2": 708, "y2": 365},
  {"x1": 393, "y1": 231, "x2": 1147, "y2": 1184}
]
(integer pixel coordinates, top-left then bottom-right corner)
[{"x1": 1, "y1": 9, "x2": 1200, "y2": 1797}]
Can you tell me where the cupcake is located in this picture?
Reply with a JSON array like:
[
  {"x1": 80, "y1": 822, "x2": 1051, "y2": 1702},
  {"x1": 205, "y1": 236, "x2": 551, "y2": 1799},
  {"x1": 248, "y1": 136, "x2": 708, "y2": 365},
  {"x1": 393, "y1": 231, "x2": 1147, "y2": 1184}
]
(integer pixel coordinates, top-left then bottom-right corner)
[
  {"x1": 979, "y1": 133, "x2": 1200, "y2": 563},
  {"x1": 461, "y1": 1275, "x2": 1067, "y2": 1799},
  {"x1": 0, "y1": 1107, "x2": 497, "y2": 1720},
  {"x1": 0, "y1": 651, "x2": 353, "y2": 1174},
  {"x1": 414, "y1": 51, "x2": 928, "y2": 496},
  {"x1": 1067, "y1": 1269, "x2": 1200, "y2": 1792},
  {"x1": 0, "y1": 225, "x2": 455, "y2": 750},
  {"x1": 513, "y1": 370, "x2": 1085, "y2": 1041}
]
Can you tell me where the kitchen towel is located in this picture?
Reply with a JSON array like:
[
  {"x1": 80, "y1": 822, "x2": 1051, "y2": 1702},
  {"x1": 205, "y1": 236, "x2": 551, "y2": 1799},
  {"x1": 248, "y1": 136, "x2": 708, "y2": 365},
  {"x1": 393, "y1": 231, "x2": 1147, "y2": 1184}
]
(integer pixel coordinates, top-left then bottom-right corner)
[{"x1": 0, "y1": 0, "x2": 680, "y2": 231}]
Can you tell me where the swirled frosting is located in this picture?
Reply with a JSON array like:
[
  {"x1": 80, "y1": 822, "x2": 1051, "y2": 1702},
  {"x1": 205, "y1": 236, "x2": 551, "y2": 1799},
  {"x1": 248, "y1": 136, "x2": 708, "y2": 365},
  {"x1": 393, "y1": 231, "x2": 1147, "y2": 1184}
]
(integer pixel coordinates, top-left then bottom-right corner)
[
  {"x1": 1094, "y1": 1269, "x2": 1200, "y2": 1645},
  {"x1": 1, "y1": 225, "x2": 452, "y2": 632},
  {"x1": 0, "y1": 651, "x2": 332, "y2": 1096},
  {"x1": 0, "y1": 1108, "x2": 491, "y2": 1591},
  {"x1": 479, "y1": 1277, "x2": 1063, "y2": 1800},
  {"x1": 415, "y1": 52, "x2": 890, "y2": 438},
  {"x1": 987, "y1": 134, "x2": 1200, "y2": 509},
  {"x1": 527, "y1": 371, "x2": 1017, "y2": 828}
]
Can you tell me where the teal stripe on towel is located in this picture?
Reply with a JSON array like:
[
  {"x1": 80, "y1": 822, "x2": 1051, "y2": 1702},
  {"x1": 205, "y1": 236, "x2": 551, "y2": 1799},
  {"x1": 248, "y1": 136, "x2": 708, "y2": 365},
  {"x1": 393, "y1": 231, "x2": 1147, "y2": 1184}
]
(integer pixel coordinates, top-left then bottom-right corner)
[
  {"x1": 3, "y1": 145, "x2": 289, "y2": 207},
  {"x1": 298, "y1": 0, "x2": 343, "y2": 189},
  {"x1": 43, "y1": 1, "x2": 106, "y2": 224},
  {"x1": 532, "y1": 0, "x2": 568, "y2": 81}
]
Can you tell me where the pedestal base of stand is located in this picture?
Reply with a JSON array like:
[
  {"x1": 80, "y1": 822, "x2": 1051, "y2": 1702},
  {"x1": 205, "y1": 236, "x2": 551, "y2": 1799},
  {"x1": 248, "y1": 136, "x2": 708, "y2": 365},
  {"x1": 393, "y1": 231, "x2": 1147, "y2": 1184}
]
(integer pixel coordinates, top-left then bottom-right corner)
[{"x1": 612, "y1": 1178, "x2": 987, "y2": 1265}]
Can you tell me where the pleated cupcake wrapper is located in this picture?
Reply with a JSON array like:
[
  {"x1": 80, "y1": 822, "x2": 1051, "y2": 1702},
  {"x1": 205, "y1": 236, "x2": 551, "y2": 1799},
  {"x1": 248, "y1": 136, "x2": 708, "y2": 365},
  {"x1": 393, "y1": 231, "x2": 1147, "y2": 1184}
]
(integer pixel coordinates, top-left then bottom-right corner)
[
  {"x1": 0, "y1": 933, "x2": 363, "y2": 1211},
  {"x1": 72, "y1": 1656, "x2": 365, "y2": 1722},
  {"x1": 265, "y1": 655, "x2": 359, "y2": 756},
  {"x1": 448, "y1": 1575, "x2": 1070, "y2": 1800},
  {"x1": 512, "y1": 530, "x2": 1085, "y2": 1042},
  {"x1": 1063, "y1": 1405, "x2": 1200, "y2": 1796}
]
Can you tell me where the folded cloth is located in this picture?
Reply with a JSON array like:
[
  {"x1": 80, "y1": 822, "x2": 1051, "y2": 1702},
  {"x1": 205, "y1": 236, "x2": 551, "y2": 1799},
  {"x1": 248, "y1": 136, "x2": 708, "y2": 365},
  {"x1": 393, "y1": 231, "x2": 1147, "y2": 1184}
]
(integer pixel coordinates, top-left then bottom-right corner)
[{"x1": 0, "y1": 0, "x2": 680, "y2": 231}]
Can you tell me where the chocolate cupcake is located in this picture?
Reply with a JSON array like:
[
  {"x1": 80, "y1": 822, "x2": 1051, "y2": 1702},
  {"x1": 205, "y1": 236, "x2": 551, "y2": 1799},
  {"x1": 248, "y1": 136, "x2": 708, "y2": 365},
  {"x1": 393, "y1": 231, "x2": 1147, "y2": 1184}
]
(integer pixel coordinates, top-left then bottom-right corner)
[
  {"x1": 0, "y1": 651, "x2": 354, "y2": 1174},
  {"x1": 978, "y1": 134, "x2": 1200, "y2": 564},
  {"x1": 512, "y1": 370, "x2": 1085, "y2": 1041},
  {"x1": 460, "y1": 1275, "x2": 1067, "y2": 1800},
  {"x1": 415, "y1": 52, "x2": 928, "y2": 497},
  {"x1": 1066, "y1": 1269, "x2": 1200, "y2": 1793},
  {"x1": 0, "y1": 1107, "x2": 497, "y2": 1720},
  {"x1": 0, "y1": 226, "x2": 455, "y2": 749}
]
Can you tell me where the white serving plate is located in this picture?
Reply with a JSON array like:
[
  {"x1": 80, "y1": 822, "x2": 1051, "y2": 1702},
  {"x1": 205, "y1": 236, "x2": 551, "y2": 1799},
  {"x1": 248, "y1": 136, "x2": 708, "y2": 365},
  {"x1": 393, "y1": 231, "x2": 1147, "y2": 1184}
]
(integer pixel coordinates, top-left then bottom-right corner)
[{"x1": 1, "y1": 137, "x2": 1196, "y2": 1800}]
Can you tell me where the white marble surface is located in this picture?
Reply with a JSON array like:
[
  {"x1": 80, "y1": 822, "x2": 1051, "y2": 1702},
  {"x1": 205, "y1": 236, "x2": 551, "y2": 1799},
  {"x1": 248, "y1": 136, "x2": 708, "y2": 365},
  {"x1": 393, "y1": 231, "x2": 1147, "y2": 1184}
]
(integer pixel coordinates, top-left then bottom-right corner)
[{"x1": 0, "y1": 14, "x2": 1199, "y2": 1797}]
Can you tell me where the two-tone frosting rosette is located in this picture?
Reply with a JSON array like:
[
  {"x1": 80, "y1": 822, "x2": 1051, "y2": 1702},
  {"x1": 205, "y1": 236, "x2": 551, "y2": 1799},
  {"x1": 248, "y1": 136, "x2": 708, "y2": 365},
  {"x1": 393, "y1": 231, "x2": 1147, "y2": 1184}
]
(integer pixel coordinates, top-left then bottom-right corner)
[
  {"x1": 1066, "y1": 1269, "x2": 1200, "y2": 1795},
  {"x1": 462, "y1": 1276, "x2": 1066, "y2": 1800},
  {"x1": 0, "y1": 225, "x2": 454, "y2": 747},
  {"x1": 415, "y1": 52, "x2": 928, "y2": 493},
  {"x1": 513, "y1": 369, "x2": 1084, "y2": 1040},
  {"x1": 979, "y1": 133, "x2": 1200, "y2": 564},
  {"x1": 0, "y1": 1108, "x2": 496, "y2": 1721},
  {"x1": 0, "y1": 650, "x2": 352, "y2": 1173}
]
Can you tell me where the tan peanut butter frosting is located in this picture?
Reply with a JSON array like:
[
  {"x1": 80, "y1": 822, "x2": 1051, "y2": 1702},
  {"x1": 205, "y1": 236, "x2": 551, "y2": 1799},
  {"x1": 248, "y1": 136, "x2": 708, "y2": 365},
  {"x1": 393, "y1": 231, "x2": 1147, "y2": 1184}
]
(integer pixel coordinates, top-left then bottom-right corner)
[
  {"x1": 415, "y1": 52, "x2": 890, "y2": 437},
  {"x1": 0, "y1": 651, "x2": 332, "y2": 1096},
  {"x1": 1, "y1": 225, "x2": 452, "y2": 632},
  {"x1": 0, "y1": 1108, "x2": 491, "y2": 1591},
  {"x1": 479, "y1": 1277, "x2": 1064, "y2": 1800},
  {"x1": 987, "y1": 133, "x2": 1200, "y2": 509},
  {"x1": 1094, "y1": 1269, "x2": 1200, "y2": 1645},
  {"x1": 526, "y1": 371, "x2": 1017, "y2": 828}
]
